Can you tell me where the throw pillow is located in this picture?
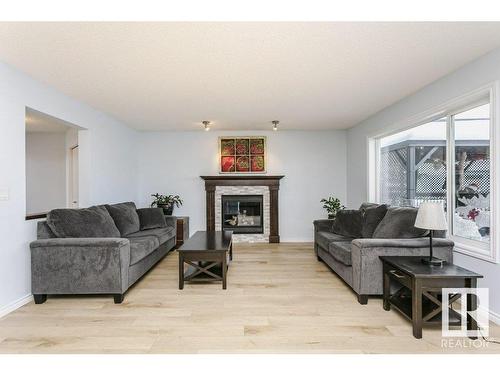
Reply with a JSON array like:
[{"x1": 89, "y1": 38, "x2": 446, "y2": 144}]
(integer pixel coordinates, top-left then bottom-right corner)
[
  {"x1": 47, "y1": 205, "x2": 121, "y2": 238},
  {"x1": 332, "y1": 209, "x2": 363, "y2": 238},
  {"x1": 361, "y1": 204, "x2": 388, "y2": 238},
  {"x1": 137, "y1": 208, "x2": 167, "y2": 230},
  {"x1": 105, "y1": 202, "x2": 140, "y2": 236},
  {"x1": 372, "y1": 206, "x2": 429, "y2": 239},
  {"x1": 359, "y1": 202, "x2": 379, "y2": 211}
]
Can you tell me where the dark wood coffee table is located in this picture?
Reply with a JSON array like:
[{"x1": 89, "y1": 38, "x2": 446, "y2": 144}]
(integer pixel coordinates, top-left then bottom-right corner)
[
  {"x1": 177, "y1": 230, "x2": 233, "y2": 290},
  {"x1": 380, "y1": 256, "x2": 483, "y2": 339}
]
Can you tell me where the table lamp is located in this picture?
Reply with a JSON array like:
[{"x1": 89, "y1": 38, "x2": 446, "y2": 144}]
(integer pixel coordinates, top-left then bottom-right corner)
[{"x1": 414, "y1": 201, "x2": 448, "y2": 266}]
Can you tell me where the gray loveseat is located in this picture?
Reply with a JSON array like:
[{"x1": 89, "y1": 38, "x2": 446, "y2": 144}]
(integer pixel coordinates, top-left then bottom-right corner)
[
  {"x1": 314, "y1": 203, "x2": 454, "y2": 304},
  {"x1": 30, "y1": 202, "x2": 176, "y2": 304}
]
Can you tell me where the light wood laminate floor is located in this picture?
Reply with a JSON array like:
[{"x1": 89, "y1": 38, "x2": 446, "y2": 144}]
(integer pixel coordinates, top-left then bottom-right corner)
[{"x1": 0, "y1": 242, "x2": 499, "y2": 353}]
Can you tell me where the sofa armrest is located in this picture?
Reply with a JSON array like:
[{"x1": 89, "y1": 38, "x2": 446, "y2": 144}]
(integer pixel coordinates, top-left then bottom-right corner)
[
  {"x1": 313, "y1": 219, "x2": 335, "y2": 233},
  {"x1": 352, "y1": 237, "x2": 454, "y2": 250},
  {"x1": 31, "y1": 237, "x2": 130, "y2": 248},
  {"x1": 30, "y1": 237, "x2": 131, "y2": 295},
  {"x1": 350, "y1": 237, "x2": 454, "y2": 295},
  {"x1": 164, "y1": 216, "x2": 178, "y2": 233}
]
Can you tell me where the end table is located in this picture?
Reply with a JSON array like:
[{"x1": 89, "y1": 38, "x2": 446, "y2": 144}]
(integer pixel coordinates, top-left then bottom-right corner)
[{"x1": 381, "y1": 256, "x2": 483, "y2": 339}]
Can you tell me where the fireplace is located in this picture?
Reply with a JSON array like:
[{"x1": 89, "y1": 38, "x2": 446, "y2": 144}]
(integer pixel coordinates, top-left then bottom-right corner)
[
  {"x1": 222, "y1": 195, "x2": 263, "y2": 234},
  {"x1": 201, "y1": 175, "x2": 284, "y2": 243}
]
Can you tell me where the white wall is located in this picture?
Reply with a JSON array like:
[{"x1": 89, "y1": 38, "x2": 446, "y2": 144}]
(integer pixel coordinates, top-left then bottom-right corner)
[
  {"x1": 25, "y1": 132, "x2": 67, "y2": 214},
  {"x1": 137, "y1": 130, "x2": 347, "y2": 241},
  {"x1": 0, "y1": 61, "x2": 138, "y2": 316},
  {"x1": 346, "y1": 47, "x2": 500, "y2": 320}
]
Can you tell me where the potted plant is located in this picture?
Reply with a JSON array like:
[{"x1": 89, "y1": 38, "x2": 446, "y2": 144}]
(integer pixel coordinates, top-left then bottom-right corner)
[
  {"x1": 320, "y1": 197, "x2": 345, "y2": 219},
  {"x1": 151, "y1": 193, "x2": 183, "y2": 215}
]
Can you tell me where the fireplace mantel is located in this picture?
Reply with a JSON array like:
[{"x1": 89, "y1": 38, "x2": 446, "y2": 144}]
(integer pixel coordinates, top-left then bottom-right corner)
[{"x1": 200, "y1": 175, "x2": 284, "y2": 243}]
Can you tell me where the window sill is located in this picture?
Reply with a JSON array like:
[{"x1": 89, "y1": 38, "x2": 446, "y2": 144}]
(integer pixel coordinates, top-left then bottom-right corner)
[{"x1": 453, "y1": 241, "x2": 499, "y2": 264}]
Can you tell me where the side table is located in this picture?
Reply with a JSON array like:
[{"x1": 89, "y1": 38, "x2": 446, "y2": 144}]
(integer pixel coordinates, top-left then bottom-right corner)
[{"x1": 380, "y1": 256, "x2": 483, "y2": 339}]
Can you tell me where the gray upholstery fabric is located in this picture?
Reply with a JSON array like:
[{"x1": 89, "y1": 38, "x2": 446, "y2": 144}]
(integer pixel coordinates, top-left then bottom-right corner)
[
  {"x1": 332, "y1": 210, "x2": 363, "y2": 238},
  {"x1": 129, "y1": 236, "x2": 160, "y2": 265},
  {"x1": 31, "y1": 203, "x2": 177, "y2": 301},
  {"x1": 37, "y1": 221, "x2": 56, "y2": 239},
  {"x1": 351, "y1": 237, "x2": 452, "y2": 249},
  {"x1": 128, "y1": 238, "x2": 174, "y2": 286},
  {"x1": 47, "y1": 206, "x2": 121, "y2": 238},
  {"x1": 328, "y1": 242, "x2": 352, "y2": 266},
  {"x1": 360, "y1": 204, "x2": 388, "y2": 238},
  {"x1": 317, "y1": 247, "x2": 353, "y2": 286},
  {"x1": 137, "y1": 208, "x2": 167, "y2": 230},
  {"x1": 313, "y1": 219, "x2": 335, "y2": 233},
  {"x1": 350, "y1": 238, "x2": 454, "y2": 295},
  {"x1": 30, "y1": 238, "x2": 130, "y2": 294},
  {"x1": 127, "y1": 226, "x2": 176, "y2": 245},
  {"x1": 314, "y1": 206, "x2": 455, "y2": 300},
  {"x1": 359, "y1": 202, "x2": 379, "y2": 211},
  {"x1": 105, "y1": 202, "x2": 140, "y2": 236},
  {"x1": 372, "y1": 206, "x2": 428, "y2": 239},
  {"x1": 315, "y1": 231, "x2": 351, "y2": 250}
]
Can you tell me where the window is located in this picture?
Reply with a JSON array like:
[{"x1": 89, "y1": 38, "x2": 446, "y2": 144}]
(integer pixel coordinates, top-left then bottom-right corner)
[
  {"x1": 451, "y1": 104, "x2": 490, "y2": 244},
  {"x1": 374, "y1": 91, "x2": 496, "y2": 262},
  {"x1": 379, "y1": 118, "x2": 447, "y2": 207}
]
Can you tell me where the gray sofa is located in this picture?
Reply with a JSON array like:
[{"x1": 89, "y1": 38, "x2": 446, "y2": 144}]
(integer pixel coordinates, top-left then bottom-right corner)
[
  {"x1": 30, "y1": 202, "x2": 177, "y2": 304},
  {"x1": 314, "y1": 203, "x2": 454, "y2": 304}
]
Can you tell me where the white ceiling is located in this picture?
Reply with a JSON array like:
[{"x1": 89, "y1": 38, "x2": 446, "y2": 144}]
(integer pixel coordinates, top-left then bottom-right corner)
[
  {"x1": 2, "y1": 22, "x2": 500, "y2": 131},
  {"x1": 25, "y1": 107, "x2": 77, "y2": 133}
]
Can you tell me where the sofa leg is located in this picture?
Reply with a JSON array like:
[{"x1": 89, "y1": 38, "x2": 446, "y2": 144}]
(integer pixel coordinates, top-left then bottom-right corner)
[
  {"x1": 113, "y1": 293, "x2": 125, "y2": 304},
  {"x1": 316, "y1": 254, "x2": 322, "y2": 262},
  {"x1": 357, "y1": 294, "x2": 368, "y2": 305},
  {"x1": 33, "y1": 294, "x2": 47, "y2": 304}
]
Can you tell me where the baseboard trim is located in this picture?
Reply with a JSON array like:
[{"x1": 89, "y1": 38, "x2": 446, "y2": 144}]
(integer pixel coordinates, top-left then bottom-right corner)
[
  {"x1": 489, "y1": 308, "x2": 500, "y2": 325},
  {"x1": 0, "y1": 294, "x2": 33, "y2": 318}
]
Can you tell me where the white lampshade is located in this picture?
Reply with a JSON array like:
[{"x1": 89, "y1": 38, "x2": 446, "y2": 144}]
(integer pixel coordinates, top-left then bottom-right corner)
[{"x1": 414, "y1": 201, "x2": 448, "y2": 230}]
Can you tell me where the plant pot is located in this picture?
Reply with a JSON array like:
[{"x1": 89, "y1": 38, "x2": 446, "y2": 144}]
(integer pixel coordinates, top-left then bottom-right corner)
[
  {"x1": 328, "y1": 214, "x2": 336, "y2": 220},
  {"x1": 158, "y1": 204, "x2": 173, "y2": 216}
]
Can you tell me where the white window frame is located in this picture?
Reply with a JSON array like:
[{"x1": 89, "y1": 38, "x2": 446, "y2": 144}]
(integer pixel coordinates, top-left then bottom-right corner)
[{"x1": 368, "y1": 82, "x2": 500, "y2": 264}]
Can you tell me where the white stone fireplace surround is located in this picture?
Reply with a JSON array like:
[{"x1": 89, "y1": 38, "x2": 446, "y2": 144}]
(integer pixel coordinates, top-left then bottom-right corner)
[{"x1": 215, "y1": 186, "x2": 270, "y2": 243}]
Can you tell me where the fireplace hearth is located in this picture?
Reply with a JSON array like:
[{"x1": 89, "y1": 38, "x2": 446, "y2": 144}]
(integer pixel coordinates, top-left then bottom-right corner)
[{"x1": 222, "y1": 195, "x2": 263, "y2": 234}]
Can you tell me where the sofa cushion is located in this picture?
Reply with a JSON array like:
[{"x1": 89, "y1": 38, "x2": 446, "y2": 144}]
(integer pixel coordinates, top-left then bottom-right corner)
[
  {"x1": 328, "y1": 242, "x2": 352, "y2": 266},
  {"x1": 105, "y1": 202, "x2": 140, "y2": 236},
  {"x1": 315, "y1": 231, "x2": 351, "y2": 250},
  {"x1": 361, "y1": 204, "x2": 388, "y2": 238},
  {"x1": 359, "y1": 202, "x2": 379, "y2": 211},
  {"x1": 47, "y1": 205, "x2": 121, "y2": 238},
  {"x1": 129, "y1": 236, "x2": 160, "y2": 265},
  {"x1": 127, "y1": 226, "x2": 176, "y2": 245},
  {"x1": 373, "y1": 206, "x2": 429, "y2": 239},
  {"x1": 332, "y1": 209, "x2": 363, "y2": 238},
  {"x1": 136, "y1": 208, "x2": 167, "y2": 230}
]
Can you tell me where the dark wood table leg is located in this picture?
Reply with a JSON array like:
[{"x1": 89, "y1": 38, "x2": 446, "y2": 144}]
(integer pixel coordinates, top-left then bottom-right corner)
[
  {"x1": 222, "y1": 253, "x2": 227, "y2": 290},
  {"x1": 412, "y1": 279, "x2": 423, "y2": 339},
  {"x1": 229, "y1": 242, "x2": 233, "y2": 261},
  {"x1": 178, "y1": 253, "x2": 184, "y2": 290},
  {"x1": 383, "y1": 265, "x2": 391, "y2": 311},
  {"x1": 466, "y1": 278, "x2": 478, "y2": 339}
]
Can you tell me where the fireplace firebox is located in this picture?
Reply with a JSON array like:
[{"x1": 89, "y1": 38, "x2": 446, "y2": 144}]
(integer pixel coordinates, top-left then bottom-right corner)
[{"x1": 221, "y1": 195, "x2": 263, "y2": 234}]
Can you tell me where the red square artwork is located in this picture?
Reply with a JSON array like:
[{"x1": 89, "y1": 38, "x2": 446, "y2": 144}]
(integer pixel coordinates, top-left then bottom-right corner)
[
  {"x1": 250, "y1": 155, "x2": 265, "y2": 172},
  {"x1": 220, "y1": 156, "x2": 235, "y2": 172},
  {"x1": 219, "y1": 137, "x2": 266, "y2": 174}
]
